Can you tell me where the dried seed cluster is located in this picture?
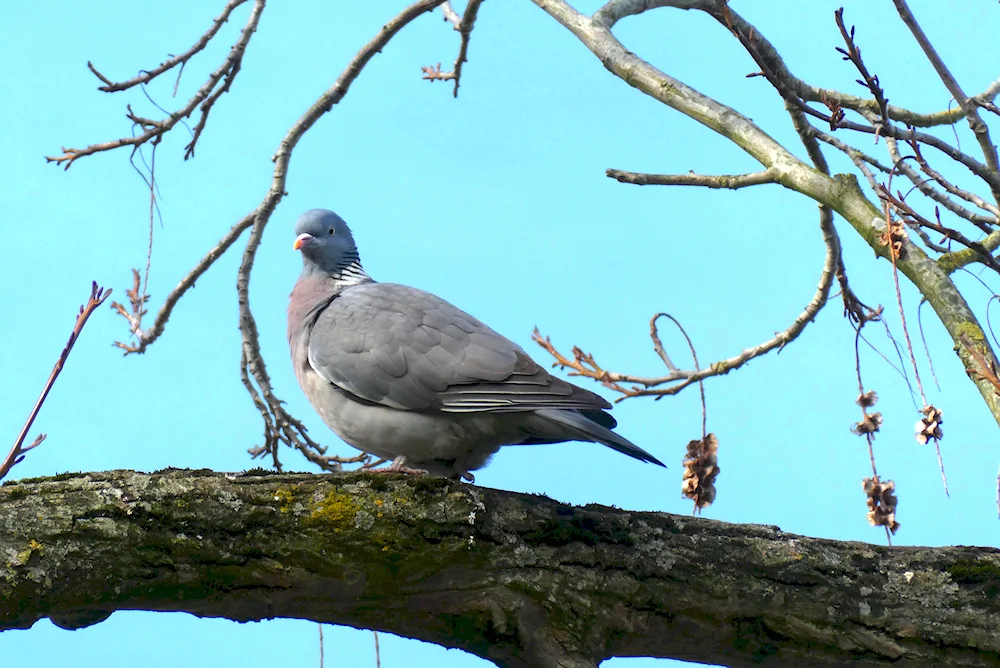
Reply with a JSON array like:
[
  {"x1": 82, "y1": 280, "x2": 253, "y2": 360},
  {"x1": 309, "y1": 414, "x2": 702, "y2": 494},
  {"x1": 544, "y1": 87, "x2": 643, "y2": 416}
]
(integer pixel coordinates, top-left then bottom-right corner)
[
  {"x1": 863, "y1": 475, "x2": 899, "y2": 534},
  {"x1": 852, "y1": 390, "x2": 883, "y2": 436},
  {"x1": 682, "y1": 434, "x2": 719, "y2": 512},
  {"x1": 879, "y1": 218, "x2": 908, "y2": 260},
  {"x1": 915, "y1": 404, "x2": 943, "y2": 445}
]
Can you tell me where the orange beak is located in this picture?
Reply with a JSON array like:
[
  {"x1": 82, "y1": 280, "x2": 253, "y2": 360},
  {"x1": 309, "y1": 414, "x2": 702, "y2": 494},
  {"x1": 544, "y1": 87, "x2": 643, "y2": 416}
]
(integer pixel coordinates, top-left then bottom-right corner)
[{"x1": 292, "y1": 233, "x2": 313, "y2": 250}]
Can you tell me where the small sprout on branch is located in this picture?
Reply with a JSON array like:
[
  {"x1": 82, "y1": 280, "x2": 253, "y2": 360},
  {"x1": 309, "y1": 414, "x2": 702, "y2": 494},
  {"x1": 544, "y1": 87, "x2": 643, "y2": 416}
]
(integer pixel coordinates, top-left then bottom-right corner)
[
  {"x1": 110, "y1": 268, "x2": 151, "y2": 352},
  {"x1": 681, "y1": 434, "x2": 719, "y2": 514},
  {"x1": 421, "y1": 63, "x2": 456, "y2": 82},
  {"x1": 863, "y1": 476, "x2": 900, "y2": 535}
]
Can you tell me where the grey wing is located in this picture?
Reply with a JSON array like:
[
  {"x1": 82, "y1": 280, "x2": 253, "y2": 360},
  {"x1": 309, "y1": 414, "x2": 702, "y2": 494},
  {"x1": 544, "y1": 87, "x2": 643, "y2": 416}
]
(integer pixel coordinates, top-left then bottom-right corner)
[{"x1": 306, "y1": 282, "x2": 612, "y2": 414}]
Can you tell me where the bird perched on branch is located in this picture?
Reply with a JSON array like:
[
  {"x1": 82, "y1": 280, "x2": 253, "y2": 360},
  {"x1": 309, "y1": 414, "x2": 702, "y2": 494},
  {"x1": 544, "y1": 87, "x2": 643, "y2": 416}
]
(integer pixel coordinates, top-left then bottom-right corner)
[{"x1": 287, "y1": 208, "x2": 663, "y2": 481}]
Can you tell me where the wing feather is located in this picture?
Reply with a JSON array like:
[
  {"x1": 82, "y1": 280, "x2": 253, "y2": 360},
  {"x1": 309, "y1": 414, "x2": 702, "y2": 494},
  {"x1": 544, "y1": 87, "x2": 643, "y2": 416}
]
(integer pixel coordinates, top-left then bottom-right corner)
[{"x1": 307, "y1": 282, "x2": 611, "y2": 414}]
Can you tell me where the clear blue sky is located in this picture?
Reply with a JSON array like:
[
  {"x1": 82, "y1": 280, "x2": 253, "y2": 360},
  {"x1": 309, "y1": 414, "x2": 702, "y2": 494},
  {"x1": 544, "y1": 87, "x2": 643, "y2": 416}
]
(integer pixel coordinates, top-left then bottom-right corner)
[{"x1": 3, "y1": 1, "x2": 999, "y2": 666}]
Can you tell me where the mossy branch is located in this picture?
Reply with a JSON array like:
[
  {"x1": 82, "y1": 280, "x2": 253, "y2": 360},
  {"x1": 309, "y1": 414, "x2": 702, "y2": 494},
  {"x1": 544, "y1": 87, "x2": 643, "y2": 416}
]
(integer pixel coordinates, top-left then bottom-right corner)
[{"x1": 2, "y1": 469, "x2": 1000, "y2": 667}]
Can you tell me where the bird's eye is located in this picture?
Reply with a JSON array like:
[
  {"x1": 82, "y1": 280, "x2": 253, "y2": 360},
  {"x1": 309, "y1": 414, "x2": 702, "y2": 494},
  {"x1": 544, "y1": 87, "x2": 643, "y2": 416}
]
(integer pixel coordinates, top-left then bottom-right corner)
[{"x1": 328, "y1": 226, "x2": 336, "y2": 236}]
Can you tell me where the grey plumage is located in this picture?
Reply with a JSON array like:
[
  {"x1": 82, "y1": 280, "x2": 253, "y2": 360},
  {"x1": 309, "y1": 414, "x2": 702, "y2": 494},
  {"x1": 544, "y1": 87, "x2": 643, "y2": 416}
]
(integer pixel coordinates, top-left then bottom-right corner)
[{"x1": 288, "y1": 208, "x2": 664, "y2": 479}]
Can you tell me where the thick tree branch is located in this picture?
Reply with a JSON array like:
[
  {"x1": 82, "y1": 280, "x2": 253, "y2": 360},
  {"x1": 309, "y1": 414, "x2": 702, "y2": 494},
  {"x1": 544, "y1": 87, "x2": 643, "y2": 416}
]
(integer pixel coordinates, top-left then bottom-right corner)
[
  {"x1": 605, "y1": 168, "x2": 776, "y2": 188},
  {"x1": 2, "y1": 470, "x2": 999, "y2": 668},
  {"x1": 593, "y1": 0, "x2": 1000, "y2": 128}
]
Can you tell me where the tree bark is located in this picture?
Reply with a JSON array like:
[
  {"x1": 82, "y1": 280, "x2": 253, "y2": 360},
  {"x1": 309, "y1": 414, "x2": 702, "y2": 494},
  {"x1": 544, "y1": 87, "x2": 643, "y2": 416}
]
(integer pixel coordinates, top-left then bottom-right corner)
[{"x1": 1, "y1": 469, "x2": 998, "y2": 667}]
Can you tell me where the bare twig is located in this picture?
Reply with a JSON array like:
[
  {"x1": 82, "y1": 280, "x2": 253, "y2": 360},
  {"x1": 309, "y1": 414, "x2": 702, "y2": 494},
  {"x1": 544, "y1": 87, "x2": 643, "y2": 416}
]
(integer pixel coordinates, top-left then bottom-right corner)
[
  {"x1": 916, "y1": 299, "x2": 941, "y2": 392},
  {"x1": 88, "y1": 0, "x2": 251, "y2": 93},
  {"x1": 884, "y1": 138, "x2": 998, "y2": 230},
  {"x1": 424, "y1": 0, "x2": 485, "y2": 96},
  {"x1": 892, "y1": 0, "x2": 1000, "y2": 194},
  {"x1": 47, "y1": 0, "x2": 264, "y2": 168},
  {"x1": 833, "y1": 9, "x2": 888, "y2": 126},
  {"x1": 653, "y1": 313, "x2": 707, "y2": 438},
  {"x1": 534, "y1": 205, "x2": 840, "y2": 401},
  {"x1": 113, "y1": 212, "x2": 255, "y2": 354},
  {"x1": 374, "y1": 630, "x2": 382, "y2": 668},
  {"x1": 606, "y1": 168, "x2": 776, "y2": 189},
  {"x1": 811, "y1": 128, "x2": 893, "y2": 175},
  {"x1": 1, "y1": 283, "x2": 111, "y2": 481},
  {"x1": 318, "y1": 624, "x2": 324, "y2": 668},
  {"x1": 236, "y1": 0, "x2": 447, "y2": 469},
  {"x1": 879, "y1": 185, "x2": 1000, "y2": 274},
  {"x1": 904, "y1": 138, "x2": 1000, "y2": 218}
]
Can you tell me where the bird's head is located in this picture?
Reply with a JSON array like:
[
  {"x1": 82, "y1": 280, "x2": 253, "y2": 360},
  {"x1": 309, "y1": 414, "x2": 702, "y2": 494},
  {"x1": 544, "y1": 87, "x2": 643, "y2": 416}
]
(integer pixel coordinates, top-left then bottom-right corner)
[{"x1": 293, "y1": 209, "x2": 361, "y2": 275}]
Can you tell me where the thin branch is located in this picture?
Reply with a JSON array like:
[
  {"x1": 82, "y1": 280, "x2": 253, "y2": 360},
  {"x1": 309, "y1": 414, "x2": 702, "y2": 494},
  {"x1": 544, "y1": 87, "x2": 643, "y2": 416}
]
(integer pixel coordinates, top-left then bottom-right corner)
[
  {"x1": 595, "y1": 0, "x2": 1000, "y2": 129},
  {"x1": 878, "y1": 185, "x2": 1000, "y2": 275},
  {"x1": 905, "y1": 137, "x2": 1000, "y2": 218},
  {"x1": 892, "y1": 0, "x2": 1000, "y2": 193},
  {"x1": 811, "y1": 127, "x2": 892, "y2": 175},
  {"x1": 605, "y1": 168, "x2": 776, "y2": 188},
  {"x1": 88, "y1": 0, "x2": 251, "y2": 93},
  {"x1": 534, "y1": 205, "x2": 840, "y2": 401},
  {"x1": 1, "y1": 283, "x2": 111, "y2": 481},
  {"x1": 833, "y1": 8, "x2": 889, "y2": 126},
  {"x1": 46, "y1": 0, "x2": 264, "y2": 168},
  {"x1": 883, "y1": 137, "x2": 998, "y2": 230},
  {"x1": 113, "y1": 212, "x2": 255, "y2": 354},
  {"x1": 451, "y1": 0, "x2": 484, "y2": 97},
  {"x1": 916, "y1": 299, "x2": 941, "y2": 391},
  {"x1": 938, "y1": 229, "x2": 1000, "y2": 274},
  {"x1": 236, "y1": 0, "x2": 447, "y2": 468},
  {"x1": 423, "y1": 0, "x2": 485, "y2": 96}
]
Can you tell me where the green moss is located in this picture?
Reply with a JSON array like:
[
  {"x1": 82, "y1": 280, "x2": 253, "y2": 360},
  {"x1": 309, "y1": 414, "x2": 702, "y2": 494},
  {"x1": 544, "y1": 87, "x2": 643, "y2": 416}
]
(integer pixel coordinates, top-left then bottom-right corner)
[
  {"x1": 947, "y1": 558, "x2": 1000, "y2": 599},
  {"x1": 947, "y1": 558, "x2": 1000, "y2": 583},
  {"x1": 526, "y1": 512, "x2": 634, "y2": 547},
  {"x1": 732, "y1": 616, "x2": 783, "y2": 660},
  {"x1": 938, "y1": 248, "x2": 977, "y2": 274},
  {"x1": 408, "y1": 476, "x2": 451, "y2": 493},
  {"x1": 12, "y1": 471, "x2": 82, "y2": 485},
  {"x1": 0, "y1": 487, "x2": 30, "y2": 500}
]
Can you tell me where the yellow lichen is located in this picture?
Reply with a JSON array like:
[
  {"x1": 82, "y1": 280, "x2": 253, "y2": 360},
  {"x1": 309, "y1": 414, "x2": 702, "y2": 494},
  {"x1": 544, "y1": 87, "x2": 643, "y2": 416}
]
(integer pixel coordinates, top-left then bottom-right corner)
[
  {"x1": 15, "y1": 539, "x2": 43, "y2": 566},
  {"x1": 309, "y1": 491, "x2": 362, "y2": 525},
  {"x1": 273, "y1": 485, "x2": 297, "y2": 513},
  {"x1": 955, "y1": 321, "x2": 987, "y2": 343}
]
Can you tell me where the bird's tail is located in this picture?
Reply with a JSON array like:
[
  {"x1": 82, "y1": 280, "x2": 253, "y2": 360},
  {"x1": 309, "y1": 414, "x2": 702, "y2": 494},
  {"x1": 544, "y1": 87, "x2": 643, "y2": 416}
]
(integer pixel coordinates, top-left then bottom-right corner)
[{"x1": 535, "y1": 409, "x2": 665, "y2": 467}]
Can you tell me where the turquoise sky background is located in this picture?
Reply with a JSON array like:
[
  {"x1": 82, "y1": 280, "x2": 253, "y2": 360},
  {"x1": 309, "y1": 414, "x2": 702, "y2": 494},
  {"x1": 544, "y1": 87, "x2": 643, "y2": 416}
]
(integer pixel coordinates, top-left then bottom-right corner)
[{"x1": 3, "y1": 1, "x2": 1000, "y2": 666}]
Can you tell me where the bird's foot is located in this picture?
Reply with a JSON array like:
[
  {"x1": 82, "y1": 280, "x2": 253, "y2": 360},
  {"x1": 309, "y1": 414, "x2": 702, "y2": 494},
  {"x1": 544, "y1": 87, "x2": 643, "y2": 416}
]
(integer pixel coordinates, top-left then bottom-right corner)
[
  {"x1": 363, "y1": 455, "x2": 428, "y2": 476},
  {"x1": 459, "y1": 471, "x2": 475, "y2": 483}
]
